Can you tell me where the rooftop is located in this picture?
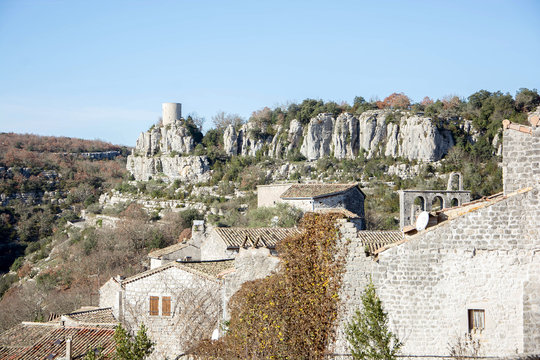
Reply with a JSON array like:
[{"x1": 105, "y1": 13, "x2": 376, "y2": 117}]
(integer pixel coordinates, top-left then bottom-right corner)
[
  {"x1": 214, "y1": 227, "x2": 301, "y2": 249},
  {"x1": 62, "y1": 307, "x2": 116, "y2": 325},
  {"x1": 178, "y1": 260, "x2": 235, "y2": 278},
  {"x1": 147, "y1": 242, "x2": 188, "y2": 259},
  {"x1": 280, "y1": 183, "x2": 360, "y2": 199},
  {"x1": 357, "y1": 231, "x2": 404, "y2": 253},
  {"x1": 0, "y1": 323, "x2": 115, "y2": 360}
]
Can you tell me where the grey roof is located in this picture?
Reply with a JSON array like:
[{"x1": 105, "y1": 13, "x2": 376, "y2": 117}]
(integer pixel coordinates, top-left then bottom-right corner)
[
  {"x1": 280, "y1": 183, "x2": 360, "y2": 199},
  {"x1": 357, "y1": 231, "x2": 404, "y2": 253},
  {"x1": 214, "y1": 227, "x2": 301, "y2": 249}
]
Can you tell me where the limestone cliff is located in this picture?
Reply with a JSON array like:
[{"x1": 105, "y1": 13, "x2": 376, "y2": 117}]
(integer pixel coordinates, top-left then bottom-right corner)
[
  {"x1": 127, "y1": 120, "x2": 210, "y2": 182},
  {"x1": 223, "y1": 110, "x2": 456, "y2": 162}
]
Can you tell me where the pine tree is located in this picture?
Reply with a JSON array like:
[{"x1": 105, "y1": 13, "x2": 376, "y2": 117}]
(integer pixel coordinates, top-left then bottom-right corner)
[{"x1": 346, "y1": 280, "x2": 402, "y2": 360}]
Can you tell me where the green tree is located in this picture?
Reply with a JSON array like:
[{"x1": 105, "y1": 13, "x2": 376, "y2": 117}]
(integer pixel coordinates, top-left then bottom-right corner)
[
  {"x1": 113, "y1": 323, "x2": 154, "y2": 360},
  {"x1": 346, "y1": 281, "x2": 402, "y2": 360}
]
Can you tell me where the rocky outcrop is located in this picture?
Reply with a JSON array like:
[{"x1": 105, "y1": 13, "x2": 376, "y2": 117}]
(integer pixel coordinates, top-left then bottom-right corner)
[
  {"x1": 126, "y1": 155, "x2": 210, "y2": 182},
  {"x1": 134, "y1": 122, "x2": 194, "y2": 156},
  {"x1": 221, "y1": 110, "x2": 457, "y2": 162},
  {"x1": 300, "y1": 113, "x2": 334, "y2": 160},
  {"x1": 127, "y1": 119, "x2": 210, "y2": 182}
]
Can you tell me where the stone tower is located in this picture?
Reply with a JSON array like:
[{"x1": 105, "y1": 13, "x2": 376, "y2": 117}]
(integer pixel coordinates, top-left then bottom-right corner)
[{"x1": 162, "y1": 103, "x2": 182, "y2": 126}]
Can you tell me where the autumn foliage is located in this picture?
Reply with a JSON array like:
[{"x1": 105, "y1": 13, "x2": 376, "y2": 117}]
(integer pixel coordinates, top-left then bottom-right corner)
[
  {"x1": 377, "y1": 93, "x2": 411, "y2": 109},
  {"x1": 191, "y1": 213, "x2": 347, "y2": 359}
]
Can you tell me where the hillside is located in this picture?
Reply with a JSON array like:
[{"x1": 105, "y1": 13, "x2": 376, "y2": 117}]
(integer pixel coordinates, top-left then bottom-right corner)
[{"x1": 0, "y1": 88, "x2": 538, "y2": 332}]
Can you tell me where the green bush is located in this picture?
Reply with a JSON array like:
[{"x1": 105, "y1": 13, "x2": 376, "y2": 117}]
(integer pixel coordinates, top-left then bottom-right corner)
[{"x1": 346, "y1": 280, "x2": 402, "y2": 360}]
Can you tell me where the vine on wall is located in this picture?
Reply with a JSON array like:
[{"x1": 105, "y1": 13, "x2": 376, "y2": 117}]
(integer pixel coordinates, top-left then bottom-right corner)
[{"x1": 191, "y1": 213, "x2": 347, "y2": 359}]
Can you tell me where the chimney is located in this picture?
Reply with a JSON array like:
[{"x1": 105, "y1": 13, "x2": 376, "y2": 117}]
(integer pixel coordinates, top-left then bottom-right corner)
[{"x1": 65, "y1": 337, "x2": 72, "y2": 360}]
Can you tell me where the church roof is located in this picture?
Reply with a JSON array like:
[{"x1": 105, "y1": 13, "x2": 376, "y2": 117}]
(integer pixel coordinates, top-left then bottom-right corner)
[
  {"x1": 213, "y1": 227, "x2": 301, "y2": 249},
  {"x1": 280, "y1": 183, "x2": 361, "y2": 199}
]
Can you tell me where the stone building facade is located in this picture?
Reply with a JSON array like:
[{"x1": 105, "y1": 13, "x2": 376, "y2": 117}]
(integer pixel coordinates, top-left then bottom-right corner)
[
  {"x1": 333, "y1": 119, "x2": 540, "y2": 356},
  {"x1": 99, "y1": 261, "x2": 233, "y2": 359},
  {"x1": 257, "y1": 183, "x2": 366, "y2": 226}
]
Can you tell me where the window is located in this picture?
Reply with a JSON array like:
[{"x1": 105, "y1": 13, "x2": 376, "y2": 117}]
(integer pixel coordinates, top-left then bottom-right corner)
[
  {"x1": 149, "y1": 296, "x2": 159, "y2": 316},
  {"x1": 162, "y1": 296, "x2": 171, "y2": 316},
  {"x1": 468, "y1": 309, "x2": 485, "y2": 332}
]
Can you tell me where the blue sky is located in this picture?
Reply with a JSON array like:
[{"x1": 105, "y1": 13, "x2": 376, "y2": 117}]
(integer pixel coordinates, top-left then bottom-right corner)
[{"x1": 0, "y1": 0, "x2": 539, "y2": 146}]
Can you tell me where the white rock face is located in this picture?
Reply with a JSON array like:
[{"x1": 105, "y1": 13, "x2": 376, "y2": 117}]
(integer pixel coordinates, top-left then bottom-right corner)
[
  {"x1": 128, "y1": 119, "x2": 209, "y2": 182},
  {"x1": 134, "y1": 122, "x2": 194, "y2": 156},
  {"x1": 126, "y1": 155, "x2": 210, "y2": 182},
  {"x1": 300, "y1": 113, "x2": 334, "y2": 160},
  {"x1": 220, "y1": 110, "x2": 462, "y2": 162},
  {"x1": 397, "y1": 115, "x2": 454, "y2": 161},
  {"x1": 287, "y1": 119, "x2": 303, "y2": 153},
  {"x1": 223, "y1": 125, "x2": 238, "y2": 156}
]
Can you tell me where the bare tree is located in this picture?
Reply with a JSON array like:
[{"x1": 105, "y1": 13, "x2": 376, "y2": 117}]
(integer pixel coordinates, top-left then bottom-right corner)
[{"x1": 211, "y1": 111, "x2": 245, "y2": 130}]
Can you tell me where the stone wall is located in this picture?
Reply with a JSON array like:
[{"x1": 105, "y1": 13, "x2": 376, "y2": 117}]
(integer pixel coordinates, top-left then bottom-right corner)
[
  {"x1": 200, "y1": 230, "x2": 237, "y2": 260},
  {"x1": 314, "y1": 187, "x2": 365, "y2": 219},
  {"x1": 99, "y1": 277, "x2": 122, "y2": 320},
  {"x1": 221, "y1": 248, "x2": 280, "y2": 322},
  {"x1": 334, "y1": 188, "x2": 540, "y2": 356},
  {"x1": 257, "y1": 184, "x2": 291, "y2": 207},
  {"x1": 502, "y1": 127, "x2": 540, "y2": 194},
  {"x1": 121, "y1": 266, "x2": 221, "y2": 359}
]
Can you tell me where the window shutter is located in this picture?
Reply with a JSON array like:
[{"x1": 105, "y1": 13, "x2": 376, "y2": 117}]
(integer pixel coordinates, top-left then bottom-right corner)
[
  {"x1": 149, "y1": 296, "x2": 159, "y2": 316},
  {"x1": 162, "y1": 296, "x2": 171, "y2": 316}
]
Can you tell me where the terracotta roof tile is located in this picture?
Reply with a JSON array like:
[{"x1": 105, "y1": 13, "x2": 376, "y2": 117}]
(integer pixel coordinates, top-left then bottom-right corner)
[
  {"x1": 280, "y1": 183, "x2": 359, "y2": 199},
  {"x1": 503, "y1": 119, "x2": 533, "y2": 134},
  {"x1": 356, "y1": 231, "x2": 404, "y2": 253},
  {"x1": 214, "y1": 227, "x2": 301, "y2": 249},
  {"x1": 0, "y1": 323, "x2": 116, "y2": 360}
]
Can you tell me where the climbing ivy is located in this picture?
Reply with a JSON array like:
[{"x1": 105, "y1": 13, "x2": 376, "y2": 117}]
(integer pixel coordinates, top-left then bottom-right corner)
[{"x1": 191, "y1": 213, "x2": 347, "y2": 359}]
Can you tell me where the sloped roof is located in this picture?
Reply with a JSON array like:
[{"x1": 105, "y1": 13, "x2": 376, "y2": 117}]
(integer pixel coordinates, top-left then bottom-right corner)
[
  {"x1": 0, "y1": 323, "x2": 115, "y2": 360},
  {"x1": 357, "y1": 231, "x2": 404, "y2": 253},
  {"x1": 148, "y1": 242, "x2": 188, "y2": 259},
  {"x1": 121, "y1": 260, "x2": 228, "y2": 285},
  {"x1": 63, "y1": 307, "x2": 116, "y2": 325},
  {"x1": 315, "y1": 208, "x2": 360, "y2": 218},
  {"x1": 280, "y1": 183, "x2": 360, "y2": 199},
  {"x1": 214, "y1": 227, "x2": 301, "y2": 249},
  {"x1": 179, "y1": 260, "x2": 235, "y2": 278}
]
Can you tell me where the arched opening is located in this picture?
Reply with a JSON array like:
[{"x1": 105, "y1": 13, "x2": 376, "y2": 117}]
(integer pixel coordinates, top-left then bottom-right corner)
[
  {"x1": 447, "y1": 172, "x2": 463, "y2": 191},
  {"x1": 410, "y1": 196, "x2": 425, "y2": 225},
  {"x1": 431, "y1": 196, "x2": 444, "y2": 211},
  {"x1": 451, "y1": 198, "x2": 459, "y2": 207}
]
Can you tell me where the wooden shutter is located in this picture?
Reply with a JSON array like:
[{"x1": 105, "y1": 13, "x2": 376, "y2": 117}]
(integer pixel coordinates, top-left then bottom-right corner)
[
  {"x1": 149, "y1": 296, "x2": 159, "y2": 316},
  {"x1": 162, "y1": 296, "x2": 171, "y2": 316}
]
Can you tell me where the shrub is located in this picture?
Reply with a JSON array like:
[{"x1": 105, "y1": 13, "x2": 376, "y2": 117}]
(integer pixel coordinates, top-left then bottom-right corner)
[{"x1": 346, "y1": 280, "x2": 402, "y2": 360}]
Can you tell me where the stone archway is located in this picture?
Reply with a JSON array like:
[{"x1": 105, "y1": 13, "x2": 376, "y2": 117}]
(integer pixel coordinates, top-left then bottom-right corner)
[{"x1": 447, "y1": 172, "x2": 463, "y2": 191}]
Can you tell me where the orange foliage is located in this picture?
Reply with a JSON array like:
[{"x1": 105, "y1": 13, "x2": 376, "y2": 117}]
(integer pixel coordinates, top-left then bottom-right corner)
[{"x1": 377, "y1": 92, "x2": 411, "y2": 109}]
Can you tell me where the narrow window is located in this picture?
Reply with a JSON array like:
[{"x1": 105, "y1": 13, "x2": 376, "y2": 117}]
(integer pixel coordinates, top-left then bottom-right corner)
[
  {"x1": 149, "y1": 296, "x2": 159, "y2": 316},
  {"x1": 468, "y1": 309, "x2": 485, "y2": 332},
  {"x1": 162, "y1": 296, "x2": 171, "y2": 316}
]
